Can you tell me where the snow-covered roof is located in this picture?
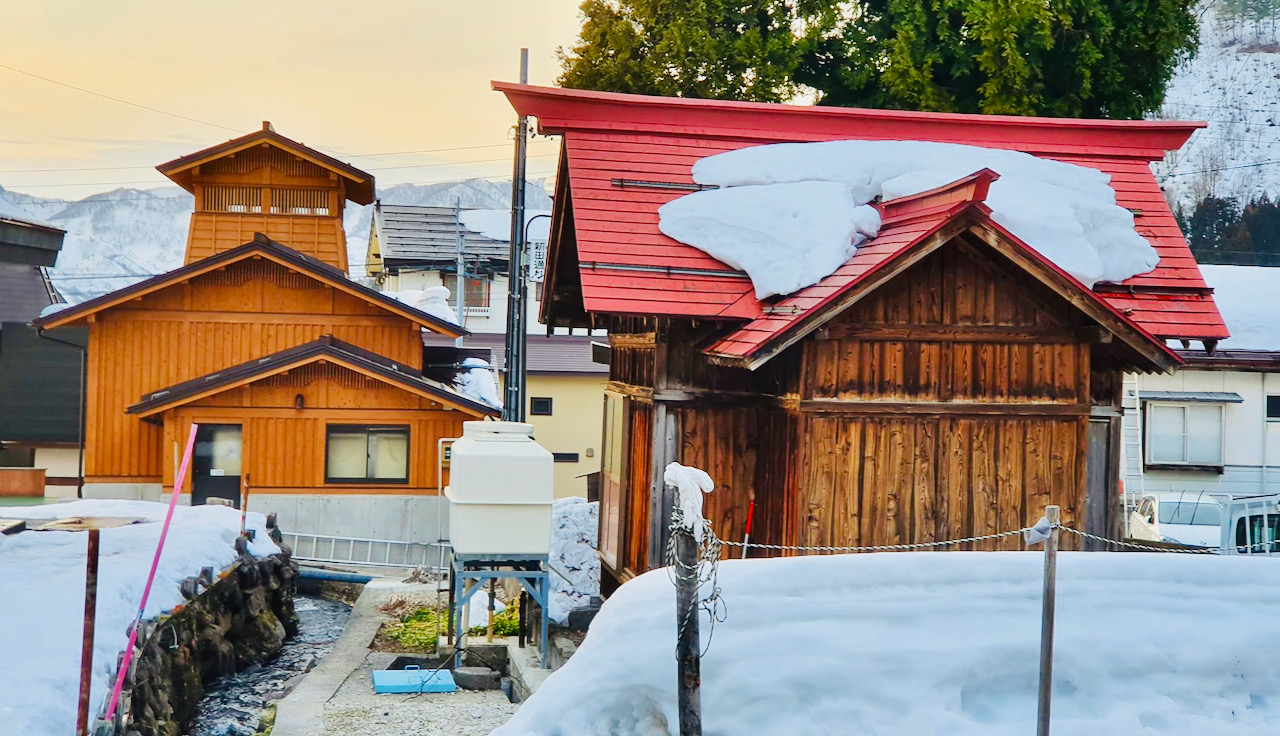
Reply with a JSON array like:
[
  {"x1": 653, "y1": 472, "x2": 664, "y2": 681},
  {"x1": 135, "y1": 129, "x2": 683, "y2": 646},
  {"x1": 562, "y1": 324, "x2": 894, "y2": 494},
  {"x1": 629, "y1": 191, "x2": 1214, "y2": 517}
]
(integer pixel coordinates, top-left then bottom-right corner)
[
  {"x1": 1199, "y1": 264, "x2": 1280, "y2": 350},
  {"x1": 499, "y1": 83, "x2": 1227, "y2": 345}
]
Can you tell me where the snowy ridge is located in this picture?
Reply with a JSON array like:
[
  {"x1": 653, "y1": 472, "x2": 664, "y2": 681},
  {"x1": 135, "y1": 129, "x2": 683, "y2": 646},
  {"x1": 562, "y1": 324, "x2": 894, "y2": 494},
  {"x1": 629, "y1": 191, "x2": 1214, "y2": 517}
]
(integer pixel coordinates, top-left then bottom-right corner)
[
  {"x1": 660, "y1": 141, "x2": 1158, "y2": 297},
  {"x1": 496, "y1": 551, "x2": 1280, "y2": 736},
  {"x1": 0, "y1": 178, "x2": 551, "y2": 304},
  {"x1": 1157, "y1": 3, "x2": 1280, "y2": 206},
  {"x1": 0, "y1": 500, "x2": 278, "y2": 736}
]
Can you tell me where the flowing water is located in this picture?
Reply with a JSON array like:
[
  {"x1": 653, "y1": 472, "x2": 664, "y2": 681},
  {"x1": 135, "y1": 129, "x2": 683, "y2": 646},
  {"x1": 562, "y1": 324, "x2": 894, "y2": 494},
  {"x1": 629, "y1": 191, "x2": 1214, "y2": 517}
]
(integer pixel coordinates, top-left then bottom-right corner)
[{"x1": 189, "y1": 595, "x2": 352, "y2": 736}]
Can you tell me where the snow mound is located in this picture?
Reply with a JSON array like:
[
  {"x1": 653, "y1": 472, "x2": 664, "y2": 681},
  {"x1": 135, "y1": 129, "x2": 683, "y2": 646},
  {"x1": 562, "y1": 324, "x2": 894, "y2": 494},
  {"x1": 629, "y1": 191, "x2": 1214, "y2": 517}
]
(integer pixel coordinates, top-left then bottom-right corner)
[
  {"x1": 466, "y1": 593, "x2": 507, "y2": 629},
  {"x1": 0, "y1": 500, "x2": 278, "y2": 736},
  {"x1": 549, "y1": 497, "x2": 600, "y2": 625},
  {"x1": 455, "y1": 357, "x2": 502, "y2": 409},
  {"x1": 1198, "y1": 264, "x2": 1280, "y2": 350},
  {"x1": 659, "y1": 140, "x2": 1158, "y2": 297},
  {"x1": 495, "y1": 551, "x2": 1280, "y2": 736},
  {"x1": 415, "y1": 285, "x2": 458, "y2": 325}
]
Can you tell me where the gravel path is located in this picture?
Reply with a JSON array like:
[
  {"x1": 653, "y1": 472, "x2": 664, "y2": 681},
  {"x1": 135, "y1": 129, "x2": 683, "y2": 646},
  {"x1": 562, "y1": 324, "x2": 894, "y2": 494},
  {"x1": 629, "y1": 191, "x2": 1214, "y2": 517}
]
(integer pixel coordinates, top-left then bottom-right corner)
[{"x1": 320, "y1": 649, "x2": 518, "y2": 735}]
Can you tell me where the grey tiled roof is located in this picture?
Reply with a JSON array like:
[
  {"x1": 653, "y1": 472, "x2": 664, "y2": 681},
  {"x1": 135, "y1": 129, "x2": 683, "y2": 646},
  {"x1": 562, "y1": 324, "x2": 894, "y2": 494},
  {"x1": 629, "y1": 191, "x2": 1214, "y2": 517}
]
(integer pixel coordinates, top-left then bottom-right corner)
[
  {"x1": 422, "y1": 333, "x2": 607, "y2": 375},
  {"x1": 375, "y1": 204, "x2": 509, "y2": 270}
]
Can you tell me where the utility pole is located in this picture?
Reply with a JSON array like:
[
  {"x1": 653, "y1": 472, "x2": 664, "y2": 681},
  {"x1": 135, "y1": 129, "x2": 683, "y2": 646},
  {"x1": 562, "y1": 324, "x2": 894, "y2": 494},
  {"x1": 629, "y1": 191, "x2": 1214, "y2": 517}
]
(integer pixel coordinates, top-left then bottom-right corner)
[
  {"x1": 454, "y1": 197, "x2": 465, "y2": 347},
  {"x1": 502, "y1": 48, "x2": 530, "y2": 421}
]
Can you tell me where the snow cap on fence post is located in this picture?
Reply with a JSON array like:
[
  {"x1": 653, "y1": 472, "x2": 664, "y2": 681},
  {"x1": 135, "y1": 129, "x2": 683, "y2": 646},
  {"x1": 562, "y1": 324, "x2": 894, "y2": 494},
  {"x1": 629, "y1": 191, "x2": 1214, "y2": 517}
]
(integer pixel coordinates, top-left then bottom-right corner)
[
  {"x1": 664, "y1": 463, "x2": 715, "y2": 542},
  {"x1": 1024, "y1": 515, "x2": 1055, "y2": 545}
]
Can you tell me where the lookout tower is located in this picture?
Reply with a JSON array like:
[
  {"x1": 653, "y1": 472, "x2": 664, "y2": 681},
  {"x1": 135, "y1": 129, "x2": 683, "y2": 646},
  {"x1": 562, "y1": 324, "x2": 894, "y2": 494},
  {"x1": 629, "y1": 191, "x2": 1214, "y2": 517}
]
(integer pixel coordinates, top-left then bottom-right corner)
[{"x1": 157, "y1": 122, "x2": 374, "y2": 272}]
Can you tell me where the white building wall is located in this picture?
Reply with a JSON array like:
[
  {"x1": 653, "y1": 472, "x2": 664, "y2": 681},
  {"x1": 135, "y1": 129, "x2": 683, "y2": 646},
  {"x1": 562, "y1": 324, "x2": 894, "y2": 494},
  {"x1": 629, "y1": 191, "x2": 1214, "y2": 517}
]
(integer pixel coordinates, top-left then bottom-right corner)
[
  {"x1": 33, "y1": 447, "x2": 81, "y2": 498},
  {"x1": 1131, "y1": 368, "x2": 1280, "y2": 497},
  {"x1": 384, "y1": 270, "x2": 544, "y2": 335}
]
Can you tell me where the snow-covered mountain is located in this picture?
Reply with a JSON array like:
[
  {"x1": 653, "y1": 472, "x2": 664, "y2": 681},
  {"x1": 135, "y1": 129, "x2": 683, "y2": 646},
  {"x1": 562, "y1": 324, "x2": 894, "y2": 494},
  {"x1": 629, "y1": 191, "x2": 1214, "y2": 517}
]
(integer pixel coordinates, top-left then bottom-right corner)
[
  {"x1": 1156, "y1": 2, "x2": 1280, "y2": 207},
  {"x1": 0, "y1": 179, "x2": 551, "y2": 303}
]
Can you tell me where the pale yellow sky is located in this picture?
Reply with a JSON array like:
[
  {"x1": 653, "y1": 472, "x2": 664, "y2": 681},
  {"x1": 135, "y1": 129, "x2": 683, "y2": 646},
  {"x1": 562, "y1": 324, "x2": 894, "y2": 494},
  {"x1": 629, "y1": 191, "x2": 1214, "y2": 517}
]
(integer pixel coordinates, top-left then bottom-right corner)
[{"x1": 0, "y1": 0, "x2": 584, "y2": 199}]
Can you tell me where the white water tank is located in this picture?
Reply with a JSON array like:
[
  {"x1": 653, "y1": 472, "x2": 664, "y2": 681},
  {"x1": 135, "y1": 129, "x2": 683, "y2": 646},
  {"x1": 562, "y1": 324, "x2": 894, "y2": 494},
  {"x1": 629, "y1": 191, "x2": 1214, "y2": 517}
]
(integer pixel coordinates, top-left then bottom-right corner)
[{"x1": 445, "y1": 421, "x2": 554, "y2": 556}]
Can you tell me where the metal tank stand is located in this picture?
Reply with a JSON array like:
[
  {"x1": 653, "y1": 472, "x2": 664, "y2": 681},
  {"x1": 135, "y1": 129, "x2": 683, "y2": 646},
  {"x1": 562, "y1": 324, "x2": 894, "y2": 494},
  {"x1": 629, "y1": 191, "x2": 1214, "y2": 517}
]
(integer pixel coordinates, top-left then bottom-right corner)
[{"x1": 448, "y1": 553, "x2": 550, "y2": 668}]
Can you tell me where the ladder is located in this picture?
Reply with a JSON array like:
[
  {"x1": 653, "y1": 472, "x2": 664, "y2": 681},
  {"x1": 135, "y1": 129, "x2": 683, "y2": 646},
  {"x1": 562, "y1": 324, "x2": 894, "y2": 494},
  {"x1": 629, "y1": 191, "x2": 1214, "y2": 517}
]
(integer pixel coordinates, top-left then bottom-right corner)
[{"x1": 1120, "y1": 373, "x2": 1145, "y2": 536}]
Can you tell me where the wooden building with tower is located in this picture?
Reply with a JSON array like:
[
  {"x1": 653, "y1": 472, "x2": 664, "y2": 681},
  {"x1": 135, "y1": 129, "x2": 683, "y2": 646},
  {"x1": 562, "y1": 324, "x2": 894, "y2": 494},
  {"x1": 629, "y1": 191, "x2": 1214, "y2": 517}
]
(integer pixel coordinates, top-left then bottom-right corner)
[
  {"x1": 34, "y1": 126, "x2": 496, "y2": 560},
  {"x1": 497, "y1": 84, "x2": 1229, "y2": 590}
]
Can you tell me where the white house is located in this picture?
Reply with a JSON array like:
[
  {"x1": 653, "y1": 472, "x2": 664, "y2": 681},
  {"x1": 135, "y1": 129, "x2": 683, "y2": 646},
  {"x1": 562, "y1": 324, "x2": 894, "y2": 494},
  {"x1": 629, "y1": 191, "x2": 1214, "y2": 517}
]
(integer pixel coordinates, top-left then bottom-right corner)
[{"x1": 1127, "y1": 265, "x2": 1280, "y2": 499}]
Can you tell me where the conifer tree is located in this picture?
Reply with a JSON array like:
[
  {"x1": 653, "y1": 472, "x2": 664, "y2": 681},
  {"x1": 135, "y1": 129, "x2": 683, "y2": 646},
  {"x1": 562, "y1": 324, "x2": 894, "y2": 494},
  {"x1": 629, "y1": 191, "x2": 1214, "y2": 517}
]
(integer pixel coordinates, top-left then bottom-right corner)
[{"x1": 557, "y1": 0, "x2": 1200, "y2": 119}]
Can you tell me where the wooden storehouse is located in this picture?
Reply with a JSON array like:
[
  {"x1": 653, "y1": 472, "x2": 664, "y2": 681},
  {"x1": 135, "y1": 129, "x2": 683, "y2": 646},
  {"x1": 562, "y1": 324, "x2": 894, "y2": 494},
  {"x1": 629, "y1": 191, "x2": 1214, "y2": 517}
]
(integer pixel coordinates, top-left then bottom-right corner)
[
  {"x1": 33, "y1": 127, "x2": 496, "y2": 553},
  {"x1": 497, "y1": 84, "x2": 1230, "y2": 589}
]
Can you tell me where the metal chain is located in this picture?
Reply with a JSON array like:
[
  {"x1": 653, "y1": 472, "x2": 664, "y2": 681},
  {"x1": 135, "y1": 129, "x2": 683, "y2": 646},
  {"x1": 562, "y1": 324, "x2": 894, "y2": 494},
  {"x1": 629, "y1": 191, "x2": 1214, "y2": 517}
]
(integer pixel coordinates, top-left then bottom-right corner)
[
  {"x1": 1058, "y1": 525, "x2": 1220, "y2": 554},
  {"x1": 718, "y1": 526, "x2": 1031, "y2": 554},
  {"x1": 665, "y1": 508, "x2": 727, "y2": 657}
]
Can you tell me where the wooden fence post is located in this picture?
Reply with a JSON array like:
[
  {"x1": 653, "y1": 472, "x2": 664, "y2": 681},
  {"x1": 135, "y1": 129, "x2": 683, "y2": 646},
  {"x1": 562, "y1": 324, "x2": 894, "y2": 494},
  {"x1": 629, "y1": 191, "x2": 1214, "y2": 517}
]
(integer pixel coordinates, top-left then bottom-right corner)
[
  {"x1": 1037, "y1": 505, "x2": 1060, "y2": 736},
  {"x1": 674, "y1": 522, "x2": 702, "y2": 736}
]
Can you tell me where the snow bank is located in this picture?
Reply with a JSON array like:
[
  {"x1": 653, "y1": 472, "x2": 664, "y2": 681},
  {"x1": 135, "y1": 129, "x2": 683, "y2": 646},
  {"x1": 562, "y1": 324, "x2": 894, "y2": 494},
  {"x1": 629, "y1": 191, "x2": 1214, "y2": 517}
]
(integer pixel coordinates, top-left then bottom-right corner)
[
  {"x1": 658, "y1": 141, "x2": 1158, "y2": 297},
  {"x1": 494, "y1": 552, "x2": 1280, "y2": 736},
  {"x1": 455, "y1": 357, "x2": 503, "y2": 410},
  {"x1": 0, "y1": 500, "x2": 278, "y2": 736},
  {"x1": 1198, "y1": 264, "x2": 1280, "y2": 350},
  {"x1": 548, "y1": 497, "x2": 599, "y2": 625},
  {"x1": 460, "y1": 209, "x2": 553, "y2": 243}
]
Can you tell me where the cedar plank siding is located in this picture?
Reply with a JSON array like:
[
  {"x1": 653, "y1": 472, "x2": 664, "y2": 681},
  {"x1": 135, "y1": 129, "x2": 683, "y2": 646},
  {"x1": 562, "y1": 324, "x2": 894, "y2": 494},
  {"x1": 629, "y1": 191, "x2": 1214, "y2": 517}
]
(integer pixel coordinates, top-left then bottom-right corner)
[
  {"x1": 158, "y1": 363, "x2": 465, "y2": 495},
  {"x1": 84, "y1": 257, "x2": 424, "y2": 481},
  {"x1": 606, "y1": 237, "x2": 1113, "y2": 582}
]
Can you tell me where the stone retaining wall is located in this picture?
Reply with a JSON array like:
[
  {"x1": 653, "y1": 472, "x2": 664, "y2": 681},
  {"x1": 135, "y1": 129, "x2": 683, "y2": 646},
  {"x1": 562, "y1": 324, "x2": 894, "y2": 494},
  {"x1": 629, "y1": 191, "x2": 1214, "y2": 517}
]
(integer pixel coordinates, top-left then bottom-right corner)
[{"x1": 105, "y1": 552, "x2": 298, "y2": 736}]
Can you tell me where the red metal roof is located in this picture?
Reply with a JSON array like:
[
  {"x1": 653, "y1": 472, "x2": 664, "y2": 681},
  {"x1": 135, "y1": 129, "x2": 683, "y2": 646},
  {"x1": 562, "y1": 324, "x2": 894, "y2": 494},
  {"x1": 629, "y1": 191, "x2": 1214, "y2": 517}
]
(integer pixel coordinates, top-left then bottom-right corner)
[
  {"x1": 704, "y1": 171, "x2": 1181, "y2": 372},
  {"x1": 497, "y1": 83, "x2": 1227, "y2": 343}
]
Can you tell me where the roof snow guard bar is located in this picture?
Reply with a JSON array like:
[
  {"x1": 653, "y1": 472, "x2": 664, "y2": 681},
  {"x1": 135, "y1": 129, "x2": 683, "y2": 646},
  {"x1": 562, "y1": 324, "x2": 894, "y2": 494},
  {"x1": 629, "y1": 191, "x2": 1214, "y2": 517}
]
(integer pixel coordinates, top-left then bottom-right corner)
[{"x1": 610, "y1": 178, "x2": 719, "y2": 192}]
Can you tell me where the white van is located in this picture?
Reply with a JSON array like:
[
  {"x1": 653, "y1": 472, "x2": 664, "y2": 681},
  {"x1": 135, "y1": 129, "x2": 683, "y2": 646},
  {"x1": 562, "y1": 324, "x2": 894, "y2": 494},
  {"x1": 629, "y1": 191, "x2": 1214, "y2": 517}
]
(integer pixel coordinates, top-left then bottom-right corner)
[
  {"x1": 1219, "y1": 495, "x2": 1280, "y2": 555},
  {"x1": 1128, "y1": 491, "x2": 1224, "y2": 548}
]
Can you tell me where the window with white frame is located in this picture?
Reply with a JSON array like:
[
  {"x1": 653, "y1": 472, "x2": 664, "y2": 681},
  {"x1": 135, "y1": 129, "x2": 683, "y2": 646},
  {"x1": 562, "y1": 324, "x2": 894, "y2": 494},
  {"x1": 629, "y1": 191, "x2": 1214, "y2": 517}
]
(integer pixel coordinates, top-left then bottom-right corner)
[{"x1": 1146, "y1": 403, "x2": 1224, "y2": 466}]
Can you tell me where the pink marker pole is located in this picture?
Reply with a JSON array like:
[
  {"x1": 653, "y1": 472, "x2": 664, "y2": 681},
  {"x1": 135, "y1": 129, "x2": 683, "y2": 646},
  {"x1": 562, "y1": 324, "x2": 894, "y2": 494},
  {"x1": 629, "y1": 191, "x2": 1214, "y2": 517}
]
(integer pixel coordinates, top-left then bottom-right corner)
[{"x1": 103, "y1": 423, "x2": 200, "y2": 723}]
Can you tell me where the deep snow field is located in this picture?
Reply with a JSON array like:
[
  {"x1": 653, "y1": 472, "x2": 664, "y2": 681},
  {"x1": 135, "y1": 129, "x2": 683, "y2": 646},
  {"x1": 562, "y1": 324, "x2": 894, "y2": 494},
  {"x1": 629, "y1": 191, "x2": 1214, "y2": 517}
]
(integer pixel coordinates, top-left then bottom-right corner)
[
  {"x1": 495, "y1": 551, "x2": 1280, "y2": 736},
  {"x1": 0, "y1": 499, "x2": 277, "y2": 736}
]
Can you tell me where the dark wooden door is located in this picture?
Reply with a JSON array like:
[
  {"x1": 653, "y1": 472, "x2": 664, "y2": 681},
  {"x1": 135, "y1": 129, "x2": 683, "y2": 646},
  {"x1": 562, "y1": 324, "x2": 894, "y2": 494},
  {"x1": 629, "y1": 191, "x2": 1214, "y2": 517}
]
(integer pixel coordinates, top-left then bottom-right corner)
[{"x1": 193, "y1": 424, "x2": 242, "y2": 507}]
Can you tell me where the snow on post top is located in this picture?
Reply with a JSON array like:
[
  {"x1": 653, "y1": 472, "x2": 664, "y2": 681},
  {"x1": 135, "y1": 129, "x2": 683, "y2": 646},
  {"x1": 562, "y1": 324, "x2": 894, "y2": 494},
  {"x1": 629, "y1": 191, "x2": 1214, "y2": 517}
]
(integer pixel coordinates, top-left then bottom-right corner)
[
  {"x1": 663, "y1": 462, "x2": 715, "y2": 542},
  {"x1": 657, "y1": 140, "x2": 1159, "y2": 298}
]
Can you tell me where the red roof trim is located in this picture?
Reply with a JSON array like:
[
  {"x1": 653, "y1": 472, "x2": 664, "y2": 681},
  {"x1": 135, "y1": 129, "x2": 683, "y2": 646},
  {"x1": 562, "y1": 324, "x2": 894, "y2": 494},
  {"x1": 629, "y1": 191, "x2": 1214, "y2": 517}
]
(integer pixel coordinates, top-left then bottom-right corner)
[{"x1": 496, "y1": 83, "x2": 1204, "y2": 161}]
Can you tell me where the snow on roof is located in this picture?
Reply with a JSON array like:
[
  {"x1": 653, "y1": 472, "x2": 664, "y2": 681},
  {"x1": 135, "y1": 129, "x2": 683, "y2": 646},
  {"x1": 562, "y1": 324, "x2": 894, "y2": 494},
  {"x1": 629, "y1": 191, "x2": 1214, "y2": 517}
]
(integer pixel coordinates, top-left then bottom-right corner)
[
  {"x1": 0, "y1": 500, "x2": 278, "y2": 736},
  {"x1": 459, "y1": 208, "x2": 552, "y2": 243},
  {"x1": 454, "y1": 357, "x2": 503, "y2": 410},
  {"x1": 495, "y1": 551, "x2": 1280, "y2": 735},
  {"x1": 1199, "y1": 264, "x2": 1280, "y2": 350},
  {"x1": 659, "y1": 141, "x2": 1158, "y2": 298}
]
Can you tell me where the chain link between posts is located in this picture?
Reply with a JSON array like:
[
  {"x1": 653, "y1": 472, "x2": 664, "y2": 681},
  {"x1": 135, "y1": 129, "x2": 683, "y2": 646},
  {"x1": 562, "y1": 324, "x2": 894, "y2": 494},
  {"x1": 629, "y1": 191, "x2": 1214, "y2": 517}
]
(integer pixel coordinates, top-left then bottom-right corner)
[
  {"x1": 1057, "y1": 525, "x2": 1220, "y2": 554},
  {"x1": 718, "y1": 526, "x2": 1032, "y2": 553}
]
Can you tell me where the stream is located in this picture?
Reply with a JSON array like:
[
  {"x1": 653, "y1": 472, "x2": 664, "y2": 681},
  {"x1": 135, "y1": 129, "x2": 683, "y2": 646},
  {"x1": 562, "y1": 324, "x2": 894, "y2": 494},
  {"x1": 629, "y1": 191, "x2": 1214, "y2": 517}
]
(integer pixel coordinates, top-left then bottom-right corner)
[{"x1": 189, "y1": 595, "x2": 352, "y2": 736}]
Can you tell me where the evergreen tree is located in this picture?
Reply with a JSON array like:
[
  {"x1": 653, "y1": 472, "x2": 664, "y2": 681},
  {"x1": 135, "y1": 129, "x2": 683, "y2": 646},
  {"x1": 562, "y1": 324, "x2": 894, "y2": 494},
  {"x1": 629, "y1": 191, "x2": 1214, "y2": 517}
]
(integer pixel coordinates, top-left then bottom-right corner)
[
  {"x1": 557, "y1": 0, "x2": 803, "y2": 102},
  {"x1": 558, "y1": 0, "x2": 1199, "y2": 118}
]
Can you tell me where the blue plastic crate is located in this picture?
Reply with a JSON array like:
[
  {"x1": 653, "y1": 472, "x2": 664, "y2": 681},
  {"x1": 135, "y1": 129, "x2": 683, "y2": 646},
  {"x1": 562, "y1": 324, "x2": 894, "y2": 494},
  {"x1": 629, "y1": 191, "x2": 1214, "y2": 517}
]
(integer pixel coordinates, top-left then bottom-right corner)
[{"x1": 372, "y1": 665, "x2": 457, "y2": 694}]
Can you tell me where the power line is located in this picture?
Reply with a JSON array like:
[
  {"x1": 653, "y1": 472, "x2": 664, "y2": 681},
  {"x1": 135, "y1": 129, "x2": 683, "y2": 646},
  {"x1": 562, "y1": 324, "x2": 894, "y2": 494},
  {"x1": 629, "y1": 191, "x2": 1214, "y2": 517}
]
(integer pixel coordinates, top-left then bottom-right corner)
[
  {"x1": 14, "y1": 169, "x2": 557, "y2": 203},
  {"x1": 0, "y1": 62, "x2": 240, "y2": 133},
  {"x1": 1160, "y1": 157, "x2": 1280, "y2": 177},
  {"x1": 0, "y1": 140, "x2": 560, "y2": 174}
]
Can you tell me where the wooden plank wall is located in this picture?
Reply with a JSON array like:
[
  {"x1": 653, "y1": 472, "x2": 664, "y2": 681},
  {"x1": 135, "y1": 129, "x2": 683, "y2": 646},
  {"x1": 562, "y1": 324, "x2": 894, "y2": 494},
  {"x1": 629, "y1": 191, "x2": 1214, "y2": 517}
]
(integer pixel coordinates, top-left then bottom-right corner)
[
  {"x1": 623, "y1": 402, "x2": 654, "y2": 576},
  {"x1": 788, "y1": 243, "x2": 1095, "y2": 551},
  {"x1": 85, "y1": 258, "x2": 438, "y2": 481},
  {"x1": 163, "y1": 362, "x2": 466, "y2": 494},
  {"x1": 796, "y1": 416, "x2": 1085, "y2": 551}
]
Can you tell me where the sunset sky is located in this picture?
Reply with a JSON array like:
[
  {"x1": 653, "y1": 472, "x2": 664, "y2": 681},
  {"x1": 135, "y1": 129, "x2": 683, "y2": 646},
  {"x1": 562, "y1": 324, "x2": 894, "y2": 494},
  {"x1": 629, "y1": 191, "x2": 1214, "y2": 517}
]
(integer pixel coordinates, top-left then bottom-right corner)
[{"x1": 0, "y1": 1, "x2": 584, "y2": 199}]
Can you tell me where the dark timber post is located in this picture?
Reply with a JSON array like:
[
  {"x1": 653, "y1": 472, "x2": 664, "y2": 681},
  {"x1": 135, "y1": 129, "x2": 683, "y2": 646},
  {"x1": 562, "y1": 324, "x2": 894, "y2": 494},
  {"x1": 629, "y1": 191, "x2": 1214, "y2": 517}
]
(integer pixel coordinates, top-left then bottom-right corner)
[
  {"x1": 502, "y1": 48, "x2": 530, "y2": 422},
  {"x1": 674, "y1": 521, "x2": 701, "y2": 736},
  {"x1": 1037, "y1": 505, "x2": 1060, "y2": 736},
  {"x1": 77, "y1": 528, "x2": 100, "y2": 736}
]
